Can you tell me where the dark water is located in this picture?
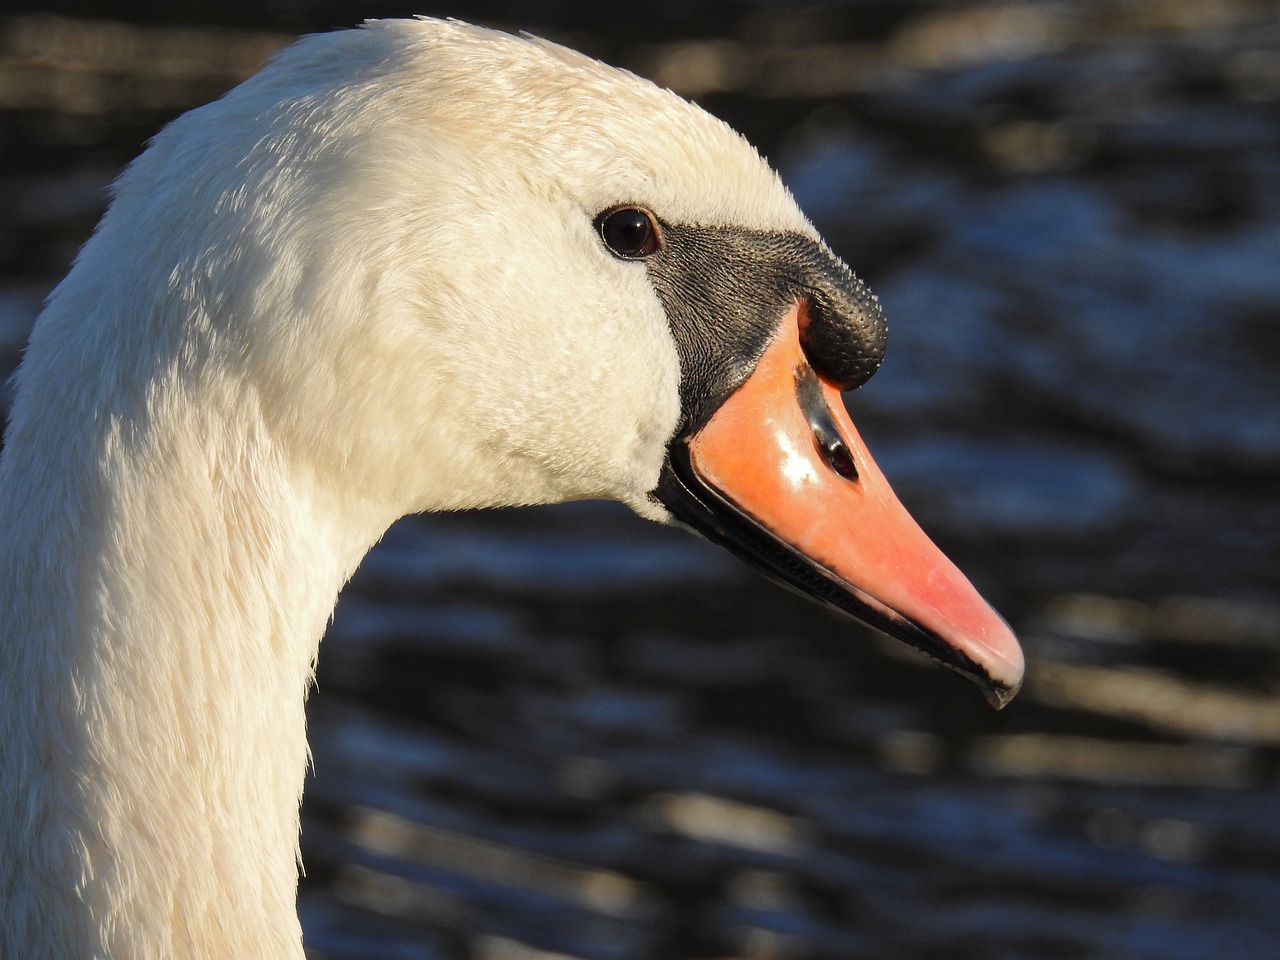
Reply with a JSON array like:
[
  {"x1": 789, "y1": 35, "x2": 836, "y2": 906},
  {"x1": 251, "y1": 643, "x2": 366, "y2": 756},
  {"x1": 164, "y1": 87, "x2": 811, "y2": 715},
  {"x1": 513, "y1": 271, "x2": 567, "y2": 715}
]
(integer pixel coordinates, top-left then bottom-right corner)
[{"x1": 2, "y1": 3, "x2": 1279, "y2": 958}]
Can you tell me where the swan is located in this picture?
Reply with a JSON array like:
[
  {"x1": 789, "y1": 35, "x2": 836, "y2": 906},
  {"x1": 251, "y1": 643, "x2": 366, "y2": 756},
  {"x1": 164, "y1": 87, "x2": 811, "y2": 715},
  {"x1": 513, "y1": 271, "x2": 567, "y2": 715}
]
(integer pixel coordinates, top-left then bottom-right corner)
[{"x1": 0, "y1": 18, "x2": 1024, "y2": 958}]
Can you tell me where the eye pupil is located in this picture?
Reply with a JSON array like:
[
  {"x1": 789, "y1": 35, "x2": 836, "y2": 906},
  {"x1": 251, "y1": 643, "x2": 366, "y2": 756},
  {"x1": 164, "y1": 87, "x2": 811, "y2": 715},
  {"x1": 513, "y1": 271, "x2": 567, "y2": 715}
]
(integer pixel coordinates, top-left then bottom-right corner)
[{"x1": 598, "y1": 207, "x2": 659, "y2": 258}]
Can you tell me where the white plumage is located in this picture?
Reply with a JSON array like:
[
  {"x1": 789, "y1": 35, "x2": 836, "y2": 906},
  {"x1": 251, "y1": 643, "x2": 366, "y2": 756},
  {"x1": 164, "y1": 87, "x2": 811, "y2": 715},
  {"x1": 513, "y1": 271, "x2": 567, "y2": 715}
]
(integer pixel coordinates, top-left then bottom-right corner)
[{"x1": 0, "y1": 19, "x2": 819, "y2": 958}]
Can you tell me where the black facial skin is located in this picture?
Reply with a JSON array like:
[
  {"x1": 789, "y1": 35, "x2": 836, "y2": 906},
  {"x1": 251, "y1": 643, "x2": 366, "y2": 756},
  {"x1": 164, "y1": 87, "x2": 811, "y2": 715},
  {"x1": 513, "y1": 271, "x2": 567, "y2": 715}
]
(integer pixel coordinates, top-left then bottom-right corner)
[
  {"x1": 600, "y1": 209, "x2": 889, "y2": 522},
  {"x1": 593, "y1": 208, "x2": 1007, "y2": 703},
  {"x1": 638, "y1": 220, "x2": 887, "y2": 434}
]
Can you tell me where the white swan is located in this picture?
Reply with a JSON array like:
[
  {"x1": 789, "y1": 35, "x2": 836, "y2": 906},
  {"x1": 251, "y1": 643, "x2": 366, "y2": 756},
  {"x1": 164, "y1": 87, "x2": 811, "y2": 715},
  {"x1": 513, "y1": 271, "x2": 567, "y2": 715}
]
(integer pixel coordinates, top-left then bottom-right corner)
[{"x1": 0, "y1": 18, "x2": 1023, "y2": 959}]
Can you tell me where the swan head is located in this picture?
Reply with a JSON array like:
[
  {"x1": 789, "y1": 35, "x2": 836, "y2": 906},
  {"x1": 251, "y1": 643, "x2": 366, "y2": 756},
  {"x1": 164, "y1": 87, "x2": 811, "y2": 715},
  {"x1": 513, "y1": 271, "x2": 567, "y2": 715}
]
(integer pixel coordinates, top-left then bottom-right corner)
[{"x1": 89, "y1": 18, "x2": 1021, "y2": 703}]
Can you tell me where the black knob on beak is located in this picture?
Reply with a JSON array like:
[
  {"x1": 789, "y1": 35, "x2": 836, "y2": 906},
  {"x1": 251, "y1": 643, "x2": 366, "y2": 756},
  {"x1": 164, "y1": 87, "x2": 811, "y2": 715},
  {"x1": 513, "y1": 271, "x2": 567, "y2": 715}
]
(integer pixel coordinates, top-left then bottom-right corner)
[{"x1": 797, "y1": 259, "x2": 887, "y2": 391}]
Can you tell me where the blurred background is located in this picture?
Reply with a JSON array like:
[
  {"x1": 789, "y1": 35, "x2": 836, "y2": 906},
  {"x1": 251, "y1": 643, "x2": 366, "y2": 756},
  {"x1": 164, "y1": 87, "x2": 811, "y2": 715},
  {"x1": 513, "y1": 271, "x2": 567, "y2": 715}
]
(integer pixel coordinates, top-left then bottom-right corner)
[{"x1": 2, "y1": 1, "x2": 1279, "y2": 958}]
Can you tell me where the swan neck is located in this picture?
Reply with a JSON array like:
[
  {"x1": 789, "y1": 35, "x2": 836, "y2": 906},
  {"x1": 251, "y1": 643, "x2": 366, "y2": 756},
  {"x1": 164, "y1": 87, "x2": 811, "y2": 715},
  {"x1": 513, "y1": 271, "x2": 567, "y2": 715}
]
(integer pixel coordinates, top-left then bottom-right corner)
[{"x1": 0, "y1": 363, "x2": 386, "y2": 958}]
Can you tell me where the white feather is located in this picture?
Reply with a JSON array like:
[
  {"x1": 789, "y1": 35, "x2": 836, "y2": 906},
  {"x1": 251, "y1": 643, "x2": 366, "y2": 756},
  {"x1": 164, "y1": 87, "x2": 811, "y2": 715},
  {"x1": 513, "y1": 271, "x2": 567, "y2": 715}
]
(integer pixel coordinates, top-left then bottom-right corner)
[{"x1": 0, "y1": 18, "x2": 815, "y2": 958}]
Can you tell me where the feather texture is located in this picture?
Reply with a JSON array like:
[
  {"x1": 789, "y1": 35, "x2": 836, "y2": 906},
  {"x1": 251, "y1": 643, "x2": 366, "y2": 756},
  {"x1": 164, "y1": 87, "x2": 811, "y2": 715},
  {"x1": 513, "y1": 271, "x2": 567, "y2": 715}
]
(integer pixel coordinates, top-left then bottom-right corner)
[{"x1": 0, "y1": 18, "x2": 815, "y2": 958}]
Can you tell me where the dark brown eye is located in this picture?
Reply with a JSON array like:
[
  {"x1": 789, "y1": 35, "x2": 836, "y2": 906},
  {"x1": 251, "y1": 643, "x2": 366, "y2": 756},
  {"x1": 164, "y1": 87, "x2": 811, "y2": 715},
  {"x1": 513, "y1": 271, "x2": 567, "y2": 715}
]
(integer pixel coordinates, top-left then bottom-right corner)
[{"x1": 596, "y1": 207, "x2": 660, "y2": 259}]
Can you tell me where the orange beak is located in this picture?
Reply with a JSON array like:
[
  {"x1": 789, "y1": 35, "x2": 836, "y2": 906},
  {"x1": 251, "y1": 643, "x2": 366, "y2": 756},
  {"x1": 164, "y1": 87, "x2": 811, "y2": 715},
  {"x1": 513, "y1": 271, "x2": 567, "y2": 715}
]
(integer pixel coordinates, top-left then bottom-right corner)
[{"x1": 658, "y1": 303, "x2": 1024, "y2": 708}]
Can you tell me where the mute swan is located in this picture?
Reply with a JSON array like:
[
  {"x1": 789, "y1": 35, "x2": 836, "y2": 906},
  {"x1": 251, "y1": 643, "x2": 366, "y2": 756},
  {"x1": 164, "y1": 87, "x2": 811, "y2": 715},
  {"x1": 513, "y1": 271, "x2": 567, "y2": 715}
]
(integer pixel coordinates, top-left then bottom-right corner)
[{"x1": 0, "y1": 18, "x2": 1023, "y2": 959}]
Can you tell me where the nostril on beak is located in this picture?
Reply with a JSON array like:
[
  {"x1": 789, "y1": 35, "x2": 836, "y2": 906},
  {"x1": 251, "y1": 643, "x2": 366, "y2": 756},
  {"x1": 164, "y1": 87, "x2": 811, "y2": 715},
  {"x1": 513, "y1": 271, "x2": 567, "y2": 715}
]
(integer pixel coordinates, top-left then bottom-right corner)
[{"x1": 795, "y1": 364, "x2": 859, "y2": 481}]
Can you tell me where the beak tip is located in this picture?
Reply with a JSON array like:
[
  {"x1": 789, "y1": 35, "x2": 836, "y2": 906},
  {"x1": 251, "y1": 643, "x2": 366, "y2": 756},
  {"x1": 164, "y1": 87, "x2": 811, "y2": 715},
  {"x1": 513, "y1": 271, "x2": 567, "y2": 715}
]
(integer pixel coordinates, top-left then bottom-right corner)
[
  {"x1": 972, "y1": 627, "x2": 1024, "y2": 711},
  {"x1": 981, "y1": 676, "x2": 1022, "y2": 710},
  {"x1": 968, "y1": 613, "x2": 1024, "y2": 710}
]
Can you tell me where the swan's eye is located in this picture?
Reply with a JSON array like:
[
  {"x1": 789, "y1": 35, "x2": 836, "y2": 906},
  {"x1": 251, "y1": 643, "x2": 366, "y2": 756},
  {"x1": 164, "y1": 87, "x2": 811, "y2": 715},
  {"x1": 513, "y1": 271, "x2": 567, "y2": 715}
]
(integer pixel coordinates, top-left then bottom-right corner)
[{"x1": 597, "y1": 207, "x2": 660, "y2": 259}]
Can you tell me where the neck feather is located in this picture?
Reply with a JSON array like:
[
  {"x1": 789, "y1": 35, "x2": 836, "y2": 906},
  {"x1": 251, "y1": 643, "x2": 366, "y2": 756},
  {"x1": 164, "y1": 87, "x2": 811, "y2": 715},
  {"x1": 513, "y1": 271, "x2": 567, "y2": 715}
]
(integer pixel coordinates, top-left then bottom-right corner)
[{"x1": 0, "y1": 335, "x2": 387, "y2": 958}]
